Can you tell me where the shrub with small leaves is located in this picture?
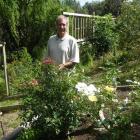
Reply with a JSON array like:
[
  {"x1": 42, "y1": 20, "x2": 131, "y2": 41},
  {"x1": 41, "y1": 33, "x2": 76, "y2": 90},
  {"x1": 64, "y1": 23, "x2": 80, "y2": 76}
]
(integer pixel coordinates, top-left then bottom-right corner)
[{"x1": 19, "y1": 61, "x2": 83, "y2": 140}]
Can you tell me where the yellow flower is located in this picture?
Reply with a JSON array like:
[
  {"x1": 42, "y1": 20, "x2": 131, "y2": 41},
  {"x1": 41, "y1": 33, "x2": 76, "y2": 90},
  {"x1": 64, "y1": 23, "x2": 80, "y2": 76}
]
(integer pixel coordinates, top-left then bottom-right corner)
[
  {"x1": 88, "y1": 95, "x2": 98, "y2": 102},
  {"x1": 104, "y1": 86, "x2": 116, "y2": 92}
]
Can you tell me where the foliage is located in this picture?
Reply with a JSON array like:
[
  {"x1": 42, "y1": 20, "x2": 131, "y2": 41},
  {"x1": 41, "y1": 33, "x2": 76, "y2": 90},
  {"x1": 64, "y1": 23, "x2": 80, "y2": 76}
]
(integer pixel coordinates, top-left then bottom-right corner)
[
  {"x1": 107, "y1": 0, "x2": 140, "y2": 83},
  {"x1": 82, "y1": 2, "x2": 95, "y2": 15},
  {"x1": 78, "y1": 15, "x2": 119, "y2": 66},
  {"x1": 0, "y1": 0, "x2": 62, "y2": 58},
  {"x1": 89, "y1": 14, "x2": 119, "y2": 58},
  {"x1": 18, "y1": 62, "x2": 85, "y2": 140},
  {"x1": 82, "y1": 1, "x2": 106, "y2": 15},
  {"x1": 82, "y1": 0, "x2": 124, "y2": 16},
  {"x1": 88, "y1": 65, "x2": 139, "y2": 139},
  {"x1": 60, "y1": 0, "x2": 82, "y2": 13},
  {"x1": 7, "y1": 48, "x2": 41, "y2": 95},
  {"x1": 117, "y1": 0, "x2": 140, "y2": 51},
  {"x1": 82, "y1": 58, "x2": 140, "y2": 139},
  {"x1": 0, "y1": 70, "x2": 5, "y2": 97},
  {"x1": 73, "y1": 66, "x2": 137, "y2": 140},
  {"x1": 0, "y1": 0, "x2": 19, "y2": 46},
  {"x1": 6, "y1": 57, "x2": 140, "y2": 140},
  {"x1": 79, "y1": 42, "x2": 94, "y2": 66},
  {"x1": 131, "y1": 89, "x2": 140, "y2": 124},
  {"x1": 103, "y1": 0, "x2": 124, "y2": 16}
]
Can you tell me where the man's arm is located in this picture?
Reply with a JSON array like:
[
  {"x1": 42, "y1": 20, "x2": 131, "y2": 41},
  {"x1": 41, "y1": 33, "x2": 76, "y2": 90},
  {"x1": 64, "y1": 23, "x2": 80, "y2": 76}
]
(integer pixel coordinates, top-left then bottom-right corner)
[{"x1": 59, "y1": 61, "x2": 76, "y2": 70}]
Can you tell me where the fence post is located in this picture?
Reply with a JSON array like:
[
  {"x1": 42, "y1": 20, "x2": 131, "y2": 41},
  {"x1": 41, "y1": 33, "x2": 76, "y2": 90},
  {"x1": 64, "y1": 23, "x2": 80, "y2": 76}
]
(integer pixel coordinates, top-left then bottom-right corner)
[
  {"x1": 0, "y1": 42, "x2": 10, "y2": 96},
  {"x1": 66, "y1": 16, "x2": 69, "y2": 34}
]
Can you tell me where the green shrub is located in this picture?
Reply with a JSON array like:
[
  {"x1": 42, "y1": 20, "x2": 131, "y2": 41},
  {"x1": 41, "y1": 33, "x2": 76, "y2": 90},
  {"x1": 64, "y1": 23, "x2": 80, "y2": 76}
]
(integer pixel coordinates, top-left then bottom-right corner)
[
  {"x1": 19, "y1": 62, "x2": 84, "y2": 140},
  {"x1": 7, "y1": 48, "x2": 41, "y2": 95},
  {"x1": 89, "y1": 14, "x2": 119, "y2": 58},
  {"x1": 117, "y1": 0, "x2": 140, "y2": 50},
  {"x1": 80, "y1": 42, "x2": 94, "y2": 66}
]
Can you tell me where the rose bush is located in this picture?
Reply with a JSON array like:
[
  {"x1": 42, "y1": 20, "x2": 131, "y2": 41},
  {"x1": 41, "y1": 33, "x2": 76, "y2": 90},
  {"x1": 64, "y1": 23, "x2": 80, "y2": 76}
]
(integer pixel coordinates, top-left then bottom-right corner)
[{"x1": 18, "y1": 61, "x2": 85, "y2": 140}]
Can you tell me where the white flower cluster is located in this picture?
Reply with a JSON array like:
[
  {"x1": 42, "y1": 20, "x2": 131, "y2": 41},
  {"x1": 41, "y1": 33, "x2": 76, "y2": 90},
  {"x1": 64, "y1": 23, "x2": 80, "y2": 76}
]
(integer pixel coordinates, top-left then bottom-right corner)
[
  {"x1": 21, "y1": 115, "x2": 39, "y2": 129},
  {"x1": 75, "y1": 82, "x2": 99, "y2": 96},
  {"x1": 99, "y1": 109, "x2": 105, "y2": 121}
]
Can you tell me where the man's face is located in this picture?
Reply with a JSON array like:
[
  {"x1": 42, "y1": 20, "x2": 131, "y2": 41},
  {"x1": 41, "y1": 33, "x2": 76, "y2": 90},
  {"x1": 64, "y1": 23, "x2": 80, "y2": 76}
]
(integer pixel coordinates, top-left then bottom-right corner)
[{"x1": 57, "y1": 18, "x2": 67, "y2": 38}]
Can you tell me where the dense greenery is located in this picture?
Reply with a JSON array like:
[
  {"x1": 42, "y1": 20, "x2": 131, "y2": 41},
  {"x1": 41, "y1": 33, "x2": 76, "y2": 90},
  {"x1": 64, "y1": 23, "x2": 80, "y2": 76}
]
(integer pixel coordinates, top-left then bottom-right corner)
[
  {"x1": 83, "y1": 0, "x2": 125, "y2": 16},
  {"x1": 117, "y1": 0, "x2": 140, "y2": 50},
  {"x1": 0, "y1": 0, "x2": 62, "y2": 58},
  {"x1": 90, "y1": 14, "x2": 119, "y2": 58},
  {"x1": 7, "y1": 48, "x2": 41, "y2": 95},
  {"x1": 60, "y1": 0, "x2": 82, "y2": 13}
]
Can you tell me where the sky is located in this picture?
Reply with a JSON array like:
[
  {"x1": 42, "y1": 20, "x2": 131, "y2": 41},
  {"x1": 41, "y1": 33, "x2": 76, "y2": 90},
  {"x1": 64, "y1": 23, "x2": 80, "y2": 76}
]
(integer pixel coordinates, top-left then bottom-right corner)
[
  {"x1": 77, "y1": 0, "x2": 133, "y2": 6},
  {"x1": 77, "y1": 0, "x2": 104, "y2": 6}
]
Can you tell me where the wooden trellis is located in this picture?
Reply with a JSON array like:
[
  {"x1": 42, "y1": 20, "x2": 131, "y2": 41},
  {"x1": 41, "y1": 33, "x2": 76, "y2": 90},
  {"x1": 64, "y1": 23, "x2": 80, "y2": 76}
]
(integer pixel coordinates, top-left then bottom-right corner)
[{"x1": 63, "y1": 12, "x2": 94, "y2": 42}]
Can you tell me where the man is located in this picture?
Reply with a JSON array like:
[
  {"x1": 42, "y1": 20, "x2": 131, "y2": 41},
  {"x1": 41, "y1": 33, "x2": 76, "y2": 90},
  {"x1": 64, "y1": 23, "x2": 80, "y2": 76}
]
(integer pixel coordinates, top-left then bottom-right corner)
[{"x1": 47, "y1": 15, "x2": 79, "y2": 70}]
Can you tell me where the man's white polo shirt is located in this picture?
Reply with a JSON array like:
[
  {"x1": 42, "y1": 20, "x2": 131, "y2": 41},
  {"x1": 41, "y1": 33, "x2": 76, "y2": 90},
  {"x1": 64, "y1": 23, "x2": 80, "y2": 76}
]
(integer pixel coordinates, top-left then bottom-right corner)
[{"x1": 47, "y1": 33, "x2": 79, "y2": 64}]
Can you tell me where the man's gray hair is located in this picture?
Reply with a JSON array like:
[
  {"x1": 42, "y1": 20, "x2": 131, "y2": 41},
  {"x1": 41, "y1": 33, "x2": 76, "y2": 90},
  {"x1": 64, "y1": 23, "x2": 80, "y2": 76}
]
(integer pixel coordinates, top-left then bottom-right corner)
[{"x1": 56, "y1": 15, "x2": 68, "y2": 24}]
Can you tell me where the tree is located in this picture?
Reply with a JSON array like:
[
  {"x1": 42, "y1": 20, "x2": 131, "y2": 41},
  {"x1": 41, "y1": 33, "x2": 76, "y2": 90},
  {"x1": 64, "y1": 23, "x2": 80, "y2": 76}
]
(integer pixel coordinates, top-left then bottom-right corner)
[
  {"x1": 60, "y1": 0, "x2": 82, "y2": 13},
  {"x1": 83, "y1": 2, "x2": 94, "y2": 15},
  {"x1": 0, "y1": 0, "x2": 62, "y2": 58},
  {"x1": 117, "y1": 0, "x2": 140, "y2": 50},
  {"x1": 103, "y1": 0, "x2": 124, "y2": 16},
  {"x1": 82, "y1": 1, "x2": 105, "y2": 15},
  {"x1": 82, "y1": 0, "x2": 125, "y2": 16}
]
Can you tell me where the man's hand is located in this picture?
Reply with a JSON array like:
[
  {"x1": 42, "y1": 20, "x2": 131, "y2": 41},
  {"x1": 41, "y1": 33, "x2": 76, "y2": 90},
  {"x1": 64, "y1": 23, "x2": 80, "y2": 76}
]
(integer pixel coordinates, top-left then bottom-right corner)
[
  {"x1": 59, "y1": 64, "x2": 65, "y2": 70},
  {"x1": 59, "y1": 61, "x2": 75, "y2": 70}
]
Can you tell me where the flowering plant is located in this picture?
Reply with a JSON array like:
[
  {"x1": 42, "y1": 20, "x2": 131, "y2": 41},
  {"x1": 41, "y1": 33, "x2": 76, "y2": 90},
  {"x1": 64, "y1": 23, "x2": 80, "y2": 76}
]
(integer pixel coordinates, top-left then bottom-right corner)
[
  {"x1": 75, "y1": 82, "x2": 99, "y2": 102},
  {"x1": 75, "y1": 82, "x2": 102, "y2": 125},
  {"x1": 20, "y1": 60, "x2": 83, "y2": 140},
  {"x1": 74, "y1": 77, "x2": 138, "y2": 139}
]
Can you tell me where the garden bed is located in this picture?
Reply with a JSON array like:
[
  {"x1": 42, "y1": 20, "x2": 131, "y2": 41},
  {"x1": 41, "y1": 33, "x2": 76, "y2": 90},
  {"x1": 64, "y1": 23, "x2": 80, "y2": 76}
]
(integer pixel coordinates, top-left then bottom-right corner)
[
  {"x1": 0, "y1": 88, "x2": 139, "y2": 140},
  {"x1": 1, "y1": 111, "x2": 140, "y2": 140}
]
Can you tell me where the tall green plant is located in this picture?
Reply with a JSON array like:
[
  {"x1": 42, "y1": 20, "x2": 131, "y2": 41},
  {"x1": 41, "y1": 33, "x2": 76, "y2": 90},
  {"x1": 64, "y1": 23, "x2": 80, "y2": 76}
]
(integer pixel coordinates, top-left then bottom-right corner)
[
  {"x1": 89, "y1": 14, "x2": 119, "y2": 58},
  {"x1": 117, "y1": 0, "x2": 140, "y2": 50}
]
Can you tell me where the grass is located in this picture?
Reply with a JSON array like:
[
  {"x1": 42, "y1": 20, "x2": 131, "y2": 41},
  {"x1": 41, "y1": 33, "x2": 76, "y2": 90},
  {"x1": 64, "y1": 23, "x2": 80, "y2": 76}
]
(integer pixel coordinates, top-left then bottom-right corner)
[
  {"x1": 0, "y1": 99, "x2": 21, "y2": 107},
  {"x1": 83, "y1": 47, "x2": 140, "y2": 86}
]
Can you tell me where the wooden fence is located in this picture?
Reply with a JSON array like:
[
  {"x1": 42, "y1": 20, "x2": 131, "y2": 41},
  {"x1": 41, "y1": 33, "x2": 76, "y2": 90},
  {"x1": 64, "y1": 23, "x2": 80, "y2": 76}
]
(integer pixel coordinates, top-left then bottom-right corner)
[{"x1": 63, "y1": 12, "x2": 94, "y2": 42}]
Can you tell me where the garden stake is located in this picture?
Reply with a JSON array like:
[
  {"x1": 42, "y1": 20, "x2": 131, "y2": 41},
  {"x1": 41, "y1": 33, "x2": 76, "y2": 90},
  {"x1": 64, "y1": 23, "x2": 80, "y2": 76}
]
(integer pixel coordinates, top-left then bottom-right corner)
[
  {"x1": 0, "y1": 121, "x2": 5, "y2": 136},
  {"x1": 0, "y1": 42, "x2": 10, "y2": 96}
]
